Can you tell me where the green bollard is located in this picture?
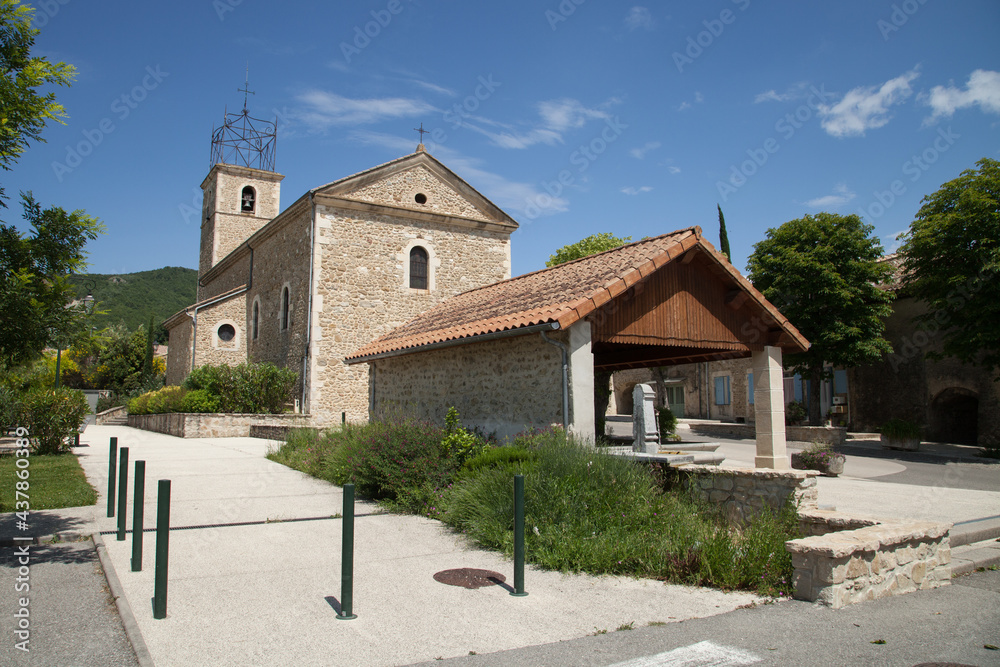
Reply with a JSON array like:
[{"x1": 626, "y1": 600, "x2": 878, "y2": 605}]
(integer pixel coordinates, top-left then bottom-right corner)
[
  {"x1": 337, "y1": 483, "x2": 357, "y2": 620},
  {"x1": 131, "y1": 461, "x2": 145, "y2": 571},
  {"x1": 107, "y1": 437, "x2": 118, "y2": 517},
  {"x1": 117, "y1": 447, "x2": 129, "y2": 540},
  {"x1": 512, "y1": 474, "x2": 528, "y2": 597},
  {"x1": 153, "y1": 480, "x2": 171, "y2": 619}
]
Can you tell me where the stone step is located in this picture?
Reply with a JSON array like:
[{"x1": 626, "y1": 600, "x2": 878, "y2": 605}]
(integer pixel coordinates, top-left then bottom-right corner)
[
  {"x1": 951, "y1": 537, "x2": 1000, "y2": 575},
  {"x1": 950, "y1": 516, "x2": 1000, "y2": 547}
]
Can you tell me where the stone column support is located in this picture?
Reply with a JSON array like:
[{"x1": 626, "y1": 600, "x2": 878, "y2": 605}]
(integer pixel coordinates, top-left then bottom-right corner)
[
  {"x1": 567, "y1": 321, "x2": 595, "y2": 443},
  {"x1": 752, "y1": 345, "x2": 788, "y2": 469}
]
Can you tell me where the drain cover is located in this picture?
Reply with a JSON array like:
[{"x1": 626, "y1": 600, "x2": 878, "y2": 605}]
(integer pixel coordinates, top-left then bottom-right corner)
[{"x1": 433, "y1": 568, "x2": 506, "y2": 589}]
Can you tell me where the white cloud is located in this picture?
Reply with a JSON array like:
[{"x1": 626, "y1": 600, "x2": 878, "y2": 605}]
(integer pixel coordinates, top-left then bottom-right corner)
[
  {"x1": 630, "y1": 141, "x2": 661, "y2": 159},
  {"x1": 407, "y1": 79, "x2": 457, "y2": 97},
  {"x1": 668, "y1": 166, "x2": 681, "y2": 174},
  {"x1": 818, "y1": 69, "x2": 920, "y2": 137},
  {"x1": 624, "y1": 6, "x2": 654, "y2": 30},
  {"x1": 925, "y1": 69, "x2": 1000, "y2": 122},
  {"x1": 695, "y1": 91, "x2": 704, "y2": 103},
  {"x1": 753, "y1": 82, "x2": 811, "y2": 104},
  {"x1": 677, "y1": 92, "x2": 703, "y2": 112},
  {"x1": 883, "y1": 230, "x2": 908, "y2": 254},
  {"x1": 621, "y1": 186, "x2": 653, "y2": 195},
  {"x1": 294, "y1": 90, "x2": 435, "y2": 130},
  {"x1": 466, "y1": 98, "x2": 614, "y2": 150},
  {"x1": 805, "y1": 183, "x2": 855, "y2": 208},
  {"x1": 326, "y1": 60, "x2": 350, "y2": 73}
]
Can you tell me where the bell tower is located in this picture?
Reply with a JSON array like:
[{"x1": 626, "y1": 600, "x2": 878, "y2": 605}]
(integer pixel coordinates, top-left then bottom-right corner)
[{"x1": 199, "y1": 74, "x2": 283, "y2": 285}]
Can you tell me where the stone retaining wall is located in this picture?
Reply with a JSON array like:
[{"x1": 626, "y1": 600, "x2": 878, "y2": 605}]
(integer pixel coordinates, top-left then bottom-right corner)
[
  {"x1": 687, "y1": 422, "x2": 846, "y2": 446},
  {"x1": 128, "y1": 413, "x2": 311, "y2": 438},
  {"x1": 679, "y1": 465, "x2": 818, "y2": 523},
  {"x1": 248, "y1": 424, "x2": 316, "y2": 440},
  {"x1": 786, "y1": 510, "x2": 951, "y2": 608},
  {"x1": 95, "y1": 406, "x2": 127, "y2": 425}
]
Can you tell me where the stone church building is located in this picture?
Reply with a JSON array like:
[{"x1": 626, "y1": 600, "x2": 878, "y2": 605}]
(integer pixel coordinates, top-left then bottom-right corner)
[{"x1": 165, "y1": 142, "x2": 517, "y2": 426}]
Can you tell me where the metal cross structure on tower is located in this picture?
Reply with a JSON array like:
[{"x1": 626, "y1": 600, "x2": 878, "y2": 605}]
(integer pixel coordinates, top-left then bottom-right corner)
[
  {"x1": 414, "y1": 123, "x2": 428, "y2": 143},
  {"x1": 238, "y1": 64, "x2": 255, "y2": 112}
]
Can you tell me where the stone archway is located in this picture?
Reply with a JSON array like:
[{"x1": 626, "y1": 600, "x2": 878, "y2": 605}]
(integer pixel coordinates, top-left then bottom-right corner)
[{"x1": 928, "y1": 387, "x2": 979, "y2": 444}]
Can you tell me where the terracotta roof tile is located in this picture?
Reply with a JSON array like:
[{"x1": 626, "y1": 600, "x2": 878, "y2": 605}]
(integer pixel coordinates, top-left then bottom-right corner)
[{"x1": 346, "y1": 229, "x2": 699, "y2": 361}]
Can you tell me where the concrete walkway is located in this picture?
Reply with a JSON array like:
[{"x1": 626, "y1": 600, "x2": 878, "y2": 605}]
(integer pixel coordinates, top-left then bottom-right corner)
[{"x1": 72, "y1": 425, "x2": 762, "y2": 667}]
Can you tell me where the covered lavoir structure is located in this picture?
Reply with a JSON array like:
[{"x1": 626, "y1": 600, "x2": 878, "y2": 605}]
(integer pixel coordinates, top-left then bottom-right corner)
[{"x1": 347, "y1": 227, "x2": 809, "y2": 469}]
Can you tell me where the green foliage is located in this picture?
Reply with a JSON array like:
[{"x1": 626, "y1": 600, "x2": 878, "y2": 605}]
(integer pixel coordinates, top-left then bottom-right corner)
[
  {"x1": 438, "y1": 431, "x2": 798, "y2": 595},
  {"x1": 182, "y1": 362, "x2": 296, "y2": 413},
  {"x1": 17, "y1": 387, "x2": 88, "y2": 454},
  {"x1": 67, "y1": 267, "x2": 197, "y2": 341},
  {"x1": 784, "y1": 400, "x2": 807, "y2": 426},
  {"x1": 0, "y1": 383, "x2": 21, "y2": 427},
  {"x1": 440, "y1": 407, "x2": 486, "y2": 465},
  {"x1": 182, "y1": 363, "x2": 224, "y2": 394},
  {"x1": 898, "y1": 158, "x2": 1000, "y2": 379},
  {"x1": 748, "y1": 213, "x2": 894, "y2": 424},
  {"x1": 0, "y1": 452, "x2": 97, "y2": 512},
  {"x1": 546, "y1": 233, "x2": 632, "y2": 267},
  {"x1": 461, "y1": 445, "x2": 538, "y2": 476},
  {"x1": 717, "y1": 204, "x2": 731, "y2": 260},
  {"x1": 879, "y1": 418, "x2": 922, "y2": 440},
  {"x1": 128, "y1": 385, "x2": 186, "y2": 415},
  {"x1": 0, "y1": 194, "x2": 104, "y2": 367},
  {"x1": 656, "y1": 406, "x2": 677, "y2": 436},
  {"x1": 142, "y1": 313, "x2": 154, "y2": 378},
  {"x1": 0, "y1": 0, "x2": 76, "y2": 202},
  {"x1": 178, "y1": 389, "x2": 220, "y2": 413},
  {"x1": 89, "y1": 324, "x2": 154, "y2": 394}
]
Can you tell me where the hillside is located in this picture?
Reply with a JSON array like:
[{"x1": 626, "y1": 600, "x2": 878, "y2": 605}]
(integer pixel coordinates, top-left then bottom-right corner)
[{"x1": 69, "y1": 267, "x2": 198, "y2": 341}]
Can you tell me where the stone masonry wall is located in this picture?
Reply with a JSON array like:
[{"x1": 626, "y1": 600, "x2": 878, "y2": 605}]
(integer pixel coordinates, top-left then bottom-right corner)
[
  {"x1": 128, "y1": 412, "x2": 311, "y2": 438},
  {"x1": 348, "y1": 165, "x2": 492, "y2": 222},
  {"x1": 371, "y1": 332, "x2": 565, "y2": 439},
  {"x1": 191, "y1": 293, "x2": 247, "y2": 372},
  {"x1": 199, "y1": 164, "x2": 283, "y2": 284},
  {"x1": 245, "y1": 207, "x2": 312, "y2": 403},
  {"x1": 308, "y1": 204, "x2": 512, "y2": 426},
  {"x1": 786, "y1": 512, "x2": 951, "y2": 608},
  {"x1": 680, "y1": 465, "x2": 818, "y2": 524},
  {"x1": 165, "y1": 317, "x2": 193, "y2": 386}
]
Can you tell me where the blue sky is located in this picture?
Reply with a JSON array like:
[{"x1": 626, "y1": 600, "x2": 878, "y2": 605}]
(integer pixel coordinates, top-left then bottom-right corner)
[{"x1": 6, "y1": 0, "x2": 999, "y2": 277}]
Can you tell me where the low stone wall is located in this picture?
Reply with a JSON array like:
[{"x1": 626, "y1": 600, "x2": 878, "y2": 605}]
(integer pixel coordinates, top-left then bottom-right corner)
[
  {"x1": 786, "y1": 511, "x2": 951, "y2": 608},
  {"x1": 687, "y1": 422, "x2": 846, "y2": 446},
  {"x1": 128, "y1": 413, "x2": 312, "y2": 438},
  {"x1": 249, "y1": 424, "x2": 317, "y2": 441},
  {"x1": 680, "y1": 465, "x2": 818, "y2": 523},
  {"x1": 95, "y1": 406, "x2": 127, "y2": 425}
]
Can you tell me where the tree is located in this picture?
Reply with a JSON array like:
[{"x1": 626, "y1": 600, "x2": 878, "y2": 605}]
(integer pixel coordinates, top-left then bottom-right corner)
[
  {"x1": 717, "y1": 204, "x2": 731, "y2": 261},
  {"x1": 898, "y1": 158, "x2": 1000, "y2": 379},
  {"x1": 0, "y1": 0, "x2": 76, "y2": 205},
  {"x1": 546, "y1": 232, "x2": 632, "y2": 267},
  {"x1": 747, "y1": 213, "x2": 895, "y2": 425},
  {"x1": 0, "y1": 193, "x2": 104, "y2": 367},
  {"x1": 142, "y1": 313, "x2": 155, "y2": 379}
]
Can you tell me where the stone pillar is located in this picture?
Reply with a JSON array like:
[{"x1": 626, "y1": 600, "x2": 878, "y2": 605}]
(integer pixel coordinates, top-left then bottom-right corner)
[
  {"x1": 568, "y1": 322, "x2": 595, "y2": 442},
  {"x1": 632, "y1": 383, "x2": 659, "y2": 454},
  {"x1": 752, "y1": 346, "x2": 788, "y2": 469}
]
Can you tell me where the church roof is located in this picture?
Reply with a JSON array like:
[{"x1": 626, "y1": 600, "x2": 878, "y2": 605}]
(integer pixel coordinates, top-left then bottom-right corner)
[{"x1": 345, "y1": 227, "x2": 809, "y2": 363}]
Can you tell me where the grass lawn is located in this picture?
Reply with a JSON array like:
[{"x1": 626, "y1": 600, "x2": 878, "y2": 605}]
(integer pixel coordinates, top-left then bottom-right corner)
[{"x1": 0, "y1": 453, "x2": 98, "y2": 512}]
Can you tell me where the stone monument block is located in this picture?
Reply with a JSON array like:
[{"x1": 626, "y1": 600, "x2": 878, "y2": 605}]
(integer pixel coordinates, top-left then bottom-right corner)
[{"x1": 632, "y1": 383, "x2": 659, "y2": 454}]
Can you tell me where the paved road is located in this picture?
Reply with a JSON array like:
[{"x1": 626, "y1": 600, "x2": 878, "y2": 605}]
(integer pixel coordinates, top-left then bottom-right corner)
[{"x1": 409, "y1": 569, "x2": 1000, "y2": 667}]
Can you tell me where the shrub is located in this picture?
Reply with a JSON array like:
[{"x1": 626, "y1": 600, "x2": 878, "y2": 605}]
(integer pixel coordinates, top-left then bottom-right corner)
[
  {"x1": 785, "y1": 401, "x2": 807, "y2": 426},
  {"x1": 440, "y1": 407, "x2": 486, "y2": 466},
  {"x1": 791, "y1": 442, "x2": 845, "y2": 471},
  {"x1": 461, "y1": 445, "x2": 538, "y2": 476},
  {"x1": 880, "y1": 418, "x2": 921, "y2": 440},
  {"x1": 178, "y1": 389, "x2": 220, "y2": 413},
  {"x1": 656, "y1": 406, "x2": 677, "y2": 437},
  {"x1": 183, "y1": 364, "x2": 225, "y2": 395},
  {"x1": 183, "y1": 362, "x2": 297, "y2": 413},
  {"x1": 145, "y1": 386, "x2": 187, "y2": 414},
  {"x1": 18, "y1": 387, "x2": 89, "y2": 455},
  {"x1": 1, "y1": 385, "x2": 21, "y2": 428},
  {"x1": 127, "y1": 392, "x2": 151, "y2": 415}
]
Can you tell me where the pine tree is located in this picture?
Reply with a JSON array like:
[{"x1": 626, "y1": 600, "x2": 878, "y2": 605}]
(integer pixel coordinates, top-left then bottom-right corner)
[{"x1": 717, "y1": 204, "x2": 731, "y2": 261}]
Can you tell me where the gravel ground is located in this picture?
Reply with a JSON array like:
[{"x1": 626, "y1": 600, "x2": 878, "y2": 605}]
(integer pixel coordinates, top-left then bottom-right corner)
[{"x1": 0, "y1": 538, "x2": 139, "y2": 667}]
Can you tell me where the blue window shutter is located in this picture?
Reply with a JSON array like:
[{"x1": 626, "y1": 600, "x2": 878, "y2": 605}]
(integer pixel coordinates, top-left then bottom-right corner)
[
  {"x1": 714, "y1": 377, "x2": 724, "y2": 405},
  {"x1": 748, "y1": 373, "x2": 754, "y2": 405}
]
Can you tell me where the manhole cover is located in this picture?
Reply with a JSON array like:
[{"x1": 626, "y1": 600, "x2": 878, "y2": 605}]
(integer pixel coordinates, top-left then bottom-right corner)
[{"x1": 433, "y1": 568, "x2": 506, "y2": 589}]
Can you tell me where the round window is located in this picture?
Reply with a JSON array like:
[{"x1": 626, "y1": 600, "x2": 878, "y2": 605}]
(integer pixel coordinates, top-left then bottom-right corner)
[
  {"x1": 217, "y1": 323, "x2": 236, "y2": 342},
  {"x1": 414, "y1": 193, "x2": 427, "y2": 205}
]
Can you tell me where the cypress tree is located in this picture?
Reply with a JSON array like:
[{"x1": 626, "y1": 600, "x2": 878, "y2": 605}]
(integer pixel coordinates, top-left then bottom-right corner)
[{"x1": 717, "y1": 204, "x2": 731, "y2": 261}]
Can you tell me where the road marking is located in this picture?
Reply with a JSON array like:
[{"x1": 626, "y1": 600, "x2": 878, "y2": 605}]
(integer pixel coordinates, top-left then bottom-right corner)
[{"x1": 608, "y1": 640, "x2": 762, "y2": 667}]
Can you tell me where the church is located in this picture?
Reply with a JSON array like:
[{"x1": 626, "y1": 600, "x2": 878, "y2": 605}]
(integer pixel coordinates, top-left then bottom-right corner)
[{"x1": 166, "y1": 100, "x2": 807, "y2": 454}]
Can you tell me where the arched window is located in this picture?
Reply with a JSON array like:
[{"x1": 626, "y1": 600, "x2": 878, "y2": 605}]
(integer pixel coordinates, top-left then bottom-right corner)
[
  {"x1": 409, "y1": 246, "x2": 428, "y2": 289},
  {"x1": 252, "y1": 301, "x2": 259, "y2": 340},
  {"x1": 280, "y1": 286, "x2": 290, "y2": 331},
  {"x1": 241, "y1": 186, "x2": 256, "y2": 213}
]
